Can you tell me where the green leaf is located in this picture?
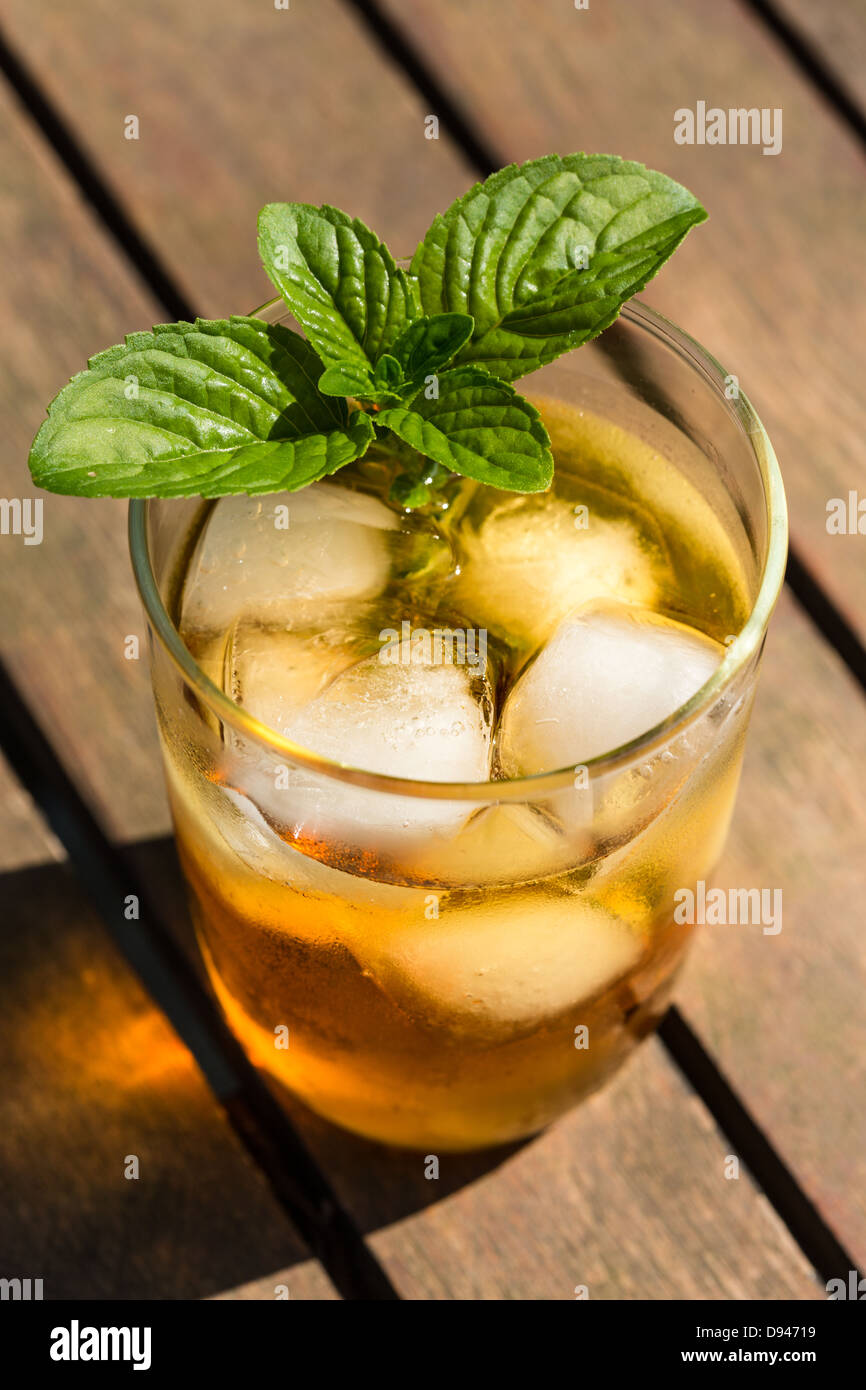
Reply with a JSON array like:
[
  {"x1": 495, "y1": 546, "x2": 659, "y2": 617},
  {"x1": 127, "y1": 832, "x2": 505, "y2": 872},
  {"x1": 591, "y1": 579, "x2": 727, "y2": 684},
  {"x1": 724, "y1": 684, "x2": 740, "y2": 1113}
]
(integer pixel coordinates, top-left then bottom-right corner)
[
  {"x1": 29, "y1": 316, "x2": 375, "y2": 497},
  {"x1": 318, "y1": 361, "x2": 376, "y2": 399},
  {"x1": 389, "y1": 472, "x2": 432, "y2": 508},
  {"x1": 376, "y1": 366, "x2": 553, "y2": 493},
  {"x1": 258, "y1": 203, "x2": 419, "y2": 372},
  {"x1": 318, "y1": 356, "x2": 406, "y2": 405},
  {"x1": 389, "y1": 313, "x2": 474, "y2": 382},
  {"x1": 373, "y1": 354, "x2": 403, "y2": 390},
  {"x1": 411, "y1": 153, "x2": 707, "y2": 380}
]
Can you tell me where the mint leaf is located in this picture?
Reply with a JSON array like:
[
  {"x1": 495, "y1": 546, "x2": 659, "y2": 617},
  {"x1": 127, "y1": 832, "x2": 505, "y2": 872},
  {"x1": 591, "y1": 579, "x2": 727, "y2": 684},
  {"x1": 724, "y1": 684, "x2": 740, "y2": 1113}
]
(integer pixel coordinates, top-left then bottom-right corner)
[
  {"x1": 373, "y1": 354, "x2": 403, "y2": 391},
  {"x1": 29, "y1": 316, "x2": 374, "y2": 497},
  {"x1": 318, "y1": 356, "x2": 406, "y2": 405},
  {"x1": 376, "y1": 366, "x2": 553, "y2": 493},
  {"x1": 258, "y1": 203, "x2": 419, "y2": 373},
  {"x1": 318, "y1": 361, "x2": 376, "y2": 399},
  {"x1": 389, "y1": 471, "x2": 433, "y2": 508},
  {"x1": 389, "y1": 313, "x2": 474, "y2": 383},
  {"x1": 411, "y1": 154, "x2": 707, "y2": 380}
]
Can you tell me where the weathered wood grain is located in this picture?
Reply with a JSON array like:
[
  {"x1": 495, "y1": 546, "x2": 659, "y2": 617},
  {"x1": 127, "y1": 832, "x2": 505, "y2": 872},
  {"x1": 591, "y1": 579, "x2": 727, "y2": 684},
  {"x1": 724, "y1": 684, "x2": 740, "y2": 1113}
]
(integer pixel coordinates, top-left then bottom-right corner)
[
  {"x1": 210, "y1": 1269, "x2": 337, "y2": 1301},
  {"x1": 774, "y1": 0, "x2": 866, "y2": 107},
  {"x1": 0, "y1": 850, "x2": 335, "y2": 1298},
  {"x1": 683, "y1": 590, "x2": 866, "y2": 1259},
  {"x1": 0, "y1": 0, "x2": 472, "y2": 317},
  {"x1": 373, "y1": 0, "x2": 866, "y2": 644},
  {"x1": 291, "y1": 1041, "x2": 823, "y2": 1300},
  {"x1": 0, "y1": 74, "x2": 168, "y2": 839},
  {"x1": 0, "y1": 0, "x2": 859, "y2": 1296}
]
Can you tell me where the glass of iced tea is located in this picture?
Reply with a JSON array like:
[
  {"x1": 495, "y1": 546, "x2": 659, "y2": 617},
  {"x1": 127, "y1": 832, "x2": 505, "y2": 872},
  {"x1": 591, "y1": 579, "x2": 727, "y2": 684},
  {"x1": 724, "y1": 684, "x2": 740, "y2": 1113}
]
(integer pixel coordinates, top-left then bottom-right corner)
[{"x1": 130, "y1": 297, "x2": 786, "y2": 1151}]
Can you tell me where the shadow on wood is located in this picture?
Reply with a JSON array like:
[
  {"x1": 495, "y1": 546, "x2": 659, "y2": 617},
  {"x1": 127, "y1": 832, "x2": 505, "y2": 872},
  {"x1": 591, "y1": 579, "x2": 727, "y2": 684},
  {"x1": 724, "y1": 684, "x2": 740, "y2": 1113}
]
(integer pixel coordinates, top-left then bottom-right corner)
[{"x1": 0, "y1": 857, "x2": 328, "y2": 1298}]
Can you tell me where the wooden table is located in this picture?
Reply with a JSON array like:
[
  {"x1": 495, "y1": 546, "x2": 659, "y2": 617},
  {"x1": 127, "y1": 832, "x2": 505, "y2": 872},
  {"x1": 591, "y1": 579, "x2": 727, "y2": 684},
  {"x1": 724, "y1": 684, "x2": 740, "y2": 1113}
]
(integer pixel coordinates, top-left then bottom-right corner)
[{"x1": 0, "y1": 0, "x2": 863, "y2": 1300}]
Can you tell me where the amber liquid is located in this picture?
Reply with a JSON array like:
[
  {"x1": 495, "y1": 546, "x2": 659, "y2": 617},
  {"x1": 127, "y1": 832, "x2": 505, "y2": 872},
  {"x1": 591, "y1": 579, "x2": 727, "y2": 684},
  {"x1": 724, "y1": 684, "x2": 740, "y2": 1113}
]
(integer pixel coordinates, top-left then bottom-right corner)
[{"x1": 168, "y1": 396, "x2": 752, "y2": 1150}]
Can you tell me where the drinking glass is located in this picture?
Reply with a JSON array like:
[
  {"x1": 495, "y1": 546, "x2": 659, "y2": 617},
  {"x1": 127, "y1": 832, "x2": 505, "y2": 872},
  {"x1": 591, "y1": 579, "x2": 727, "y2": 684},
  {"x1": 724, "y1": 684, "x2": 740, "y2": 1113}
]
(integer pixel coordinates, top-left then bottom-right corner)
[{"x1": 130, "y1": 299, "x2": 787, "y2": 1151}]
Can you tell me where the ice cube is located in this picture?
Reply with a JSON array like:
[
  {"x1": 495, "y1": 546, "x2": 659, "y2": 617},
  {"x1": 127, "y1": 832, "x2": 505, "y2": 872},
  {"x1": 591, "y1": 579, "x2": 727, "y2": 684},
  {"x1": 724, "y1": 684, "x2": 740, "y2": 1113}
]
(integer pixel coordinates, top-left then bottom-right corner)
[
  {"x1": 211, "y1": 787, "x2": 424, "y2": 915},
  {"x1": 180, "y1": 482, "x2": 399, "y2": 635},
  {"x1": 359, "y1": 890, "x2": 644, "y2": 1037},
  {"x1": 164, "y1": 752, "x2": 421, "y2": 927},
  {"x1": 226, "y1": 622, "x2": 370, "y2": 721},
  {"x1": 450, "y1": 480, "x2": 668, "y2": 652},
  {"x1": 499, "y1": 602, "x2": 724, "y2": 774},
  {"x1": 232, "y1": 632, "x2": 494, "y2": 859},
  {"x1": 408, "y1": 801, "x2": 585, "y2": 888}
]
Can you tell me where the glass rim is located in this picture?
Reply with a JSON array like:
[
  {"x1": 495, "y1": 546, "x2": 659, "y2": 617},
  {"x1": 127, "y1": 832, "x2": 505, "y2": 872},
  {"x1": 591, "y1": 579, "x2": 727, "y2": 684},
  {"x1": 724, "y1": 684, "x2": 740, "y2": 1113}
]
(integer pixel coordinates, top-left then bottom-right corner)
[{"x1": 129, "y1": 298, "x2": 788, "y2": 804}]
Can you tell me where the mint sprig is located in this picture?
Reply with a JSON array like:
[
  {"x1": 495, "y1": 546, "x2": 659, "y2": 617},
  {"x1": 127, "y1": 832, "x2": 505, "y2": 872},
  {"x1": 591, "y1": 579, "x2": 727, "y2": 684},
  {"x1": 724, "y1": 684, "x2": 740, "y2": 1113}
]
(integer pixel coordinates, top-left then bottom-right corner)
[{"x1": 29, "y1": 155, "x2": 706, "y2": 503}]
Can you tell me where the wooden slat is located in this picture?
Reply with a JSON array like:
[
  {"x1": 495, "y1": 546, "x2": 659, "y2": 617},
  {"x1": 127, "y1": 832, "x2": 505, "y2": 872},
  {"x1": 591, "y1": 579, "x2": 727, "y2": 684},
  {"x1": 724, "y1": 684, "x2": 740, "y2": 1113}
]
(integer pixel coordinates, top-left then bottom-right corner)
[
  {"x1": 683, "y1": 589, "x2": 866, "y2": 1257},
  {"x1": 773, "y1": 0, "x2": 866, "y2": 107},
  {"x1": 0, "y1": 0, "x2": 471, "y2": 317},
  {"x1": 294, "y1": 1042, "x2": 822, "y2": 1300},
  {"x1": 0, "y1": 0, "x2": 852, "y2": 1295},
  {"x1": 369, "y1": 0, "x2": 866, "y2": 646},
  {"x1": 0, "y1": 73, "x2": 168, "y2": 840},
  {"x1": 0, "y1": 774, "x2": 335, "y2": 1298},
  {"x1": 211, "y1": 1270, "x2": 337, "y2": 1301}
]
